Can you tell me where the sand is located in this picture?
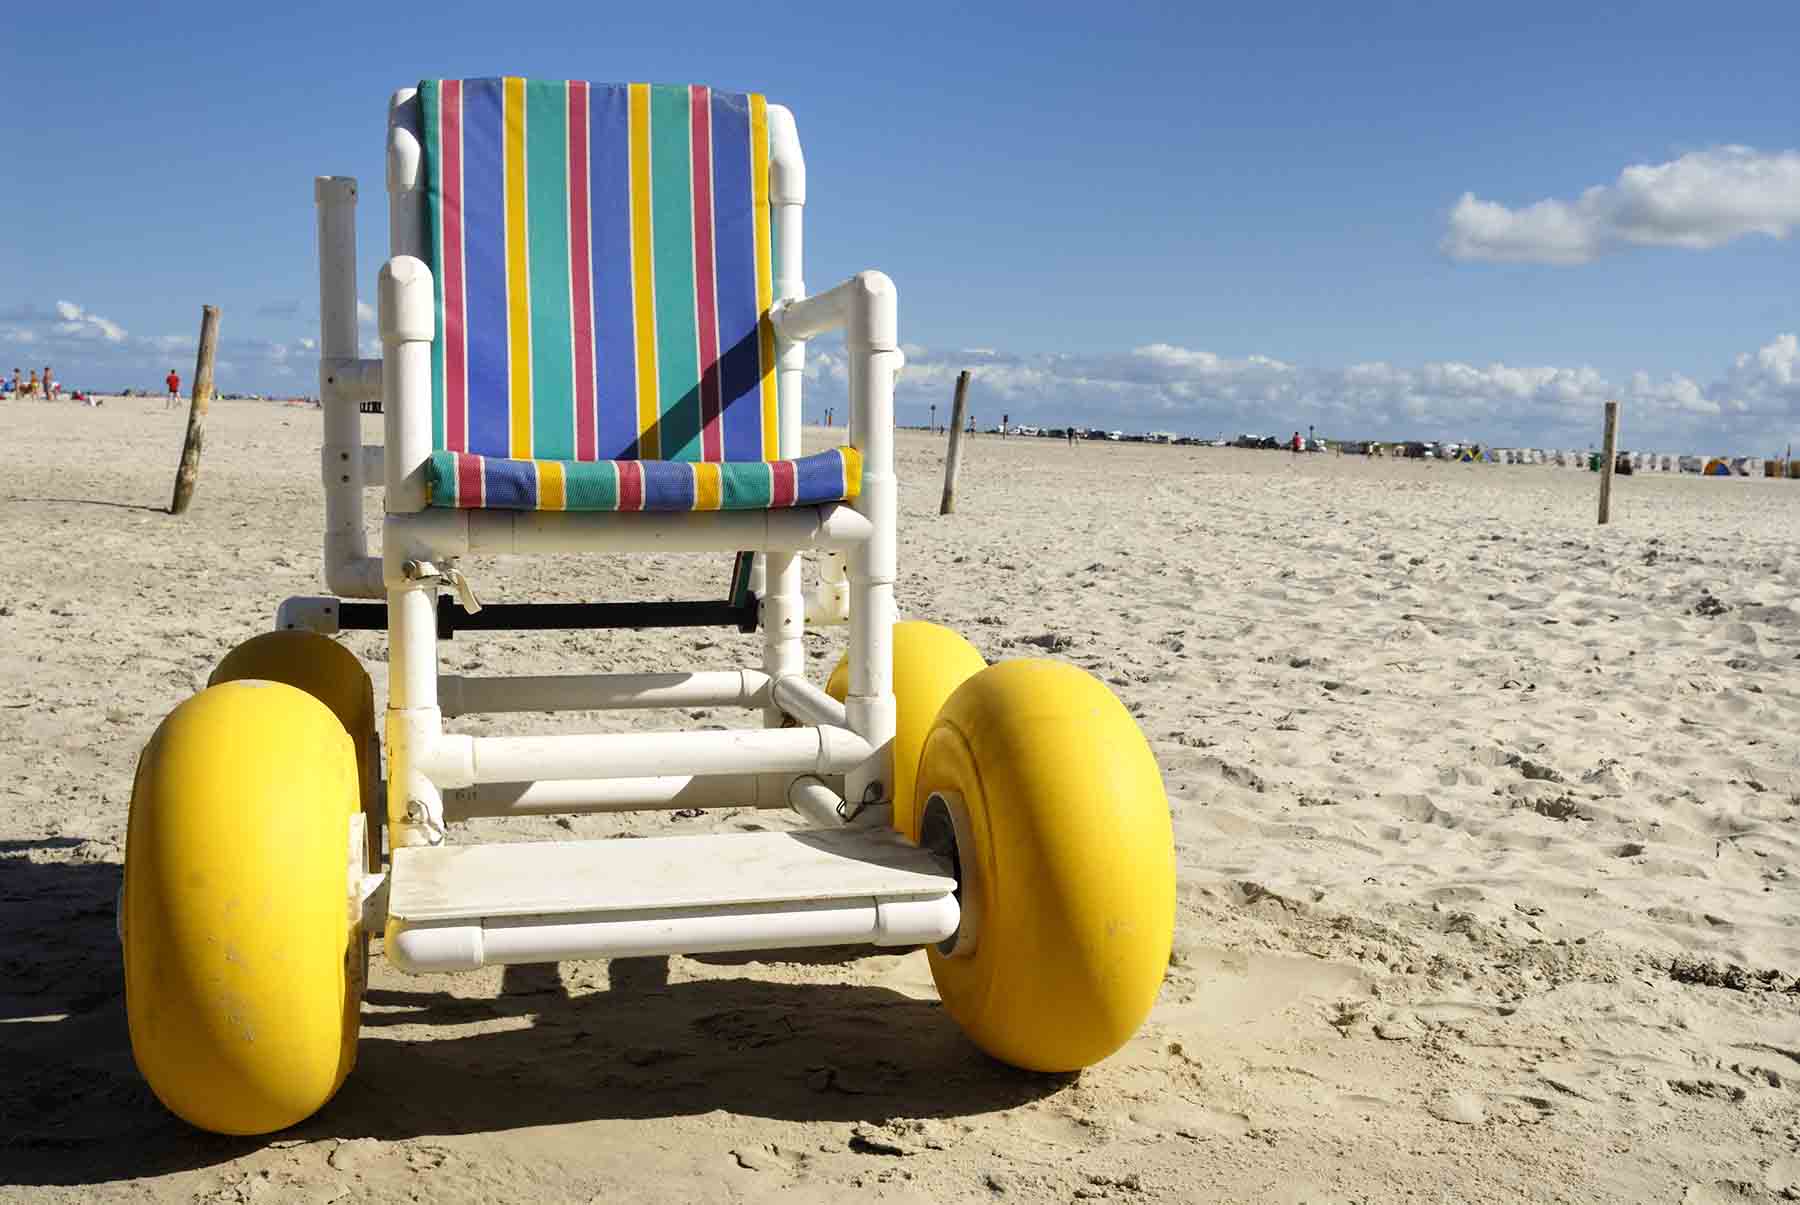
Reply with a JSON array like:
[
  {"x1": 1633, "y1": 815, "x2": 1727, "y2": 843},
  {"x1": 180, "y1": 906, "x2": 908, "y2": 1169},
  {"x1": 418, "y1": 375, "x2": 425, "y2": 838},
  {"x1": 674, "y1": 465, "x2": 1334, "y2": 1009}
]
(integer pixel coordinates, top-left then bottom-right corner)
[{"x1": 2, "y1": 396, "x2": 1797, "y2": 1203}]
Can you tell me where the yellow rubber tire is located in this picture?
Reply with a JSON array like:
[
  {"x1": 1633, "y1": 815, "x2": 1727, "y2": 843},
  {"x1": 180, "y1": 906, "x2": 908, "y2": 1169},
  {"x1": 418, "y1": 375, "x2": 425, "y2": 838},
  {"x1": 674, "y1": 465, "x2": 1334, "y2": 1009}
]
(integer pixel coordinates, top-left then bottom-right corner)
[
  {"x1": 826, "y1": 620, "x2": 985, "y2": 839},
  {"x1": 210, "y1": 631, "x2": 380, "y2": 867},
  {"x1": 124, "y1": 680, "x2": 363, "y2": 1134},
  {"x1": 914, "y1": 659, "x2": 1175, "y2": 1071}
]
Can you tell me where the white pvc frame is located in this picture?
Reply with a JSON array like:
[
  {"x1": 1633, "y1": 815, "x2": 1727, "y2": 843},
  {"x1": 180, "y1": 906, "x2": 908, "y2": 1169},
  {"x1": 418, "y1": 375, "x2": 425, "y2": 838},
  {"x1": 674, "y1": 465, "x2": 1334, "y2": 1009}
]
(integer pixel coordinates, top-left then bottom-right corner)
[{"x1": 302, "y1": 87, "x2": 918, "y2": 967}]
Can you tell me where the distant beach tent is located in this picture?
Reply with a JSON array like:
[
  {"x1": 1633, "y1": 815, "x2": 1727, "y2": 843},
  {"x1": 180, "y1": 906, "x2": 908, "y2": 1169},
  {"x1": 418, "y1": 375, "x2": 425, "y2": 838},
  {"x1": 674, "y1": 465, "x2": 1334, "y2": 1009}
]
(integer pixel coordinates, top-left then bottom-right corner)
[
  {"x1": 1703, "y1": 458, "x2": 1733, "y2": 476},
  {"x1": 1455, "y1": 446, "x2": 1480, "y2": 463}
]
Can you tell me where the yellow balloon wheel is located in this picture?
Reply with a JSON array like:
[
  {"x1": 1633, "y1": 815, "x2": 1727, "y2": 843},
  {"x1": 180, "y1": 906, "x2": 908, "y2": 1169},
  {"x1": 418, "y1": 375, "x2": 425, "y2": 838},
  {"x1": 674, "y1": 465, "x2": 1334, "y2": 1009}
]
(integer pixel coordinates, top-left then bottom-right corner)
[
  {"x1": 124, "y1": 680, "x2": 364, "y2": 1134},
  {"x1": 914, "y1": 660, "x2": 1175, "y2": 1072},
  {"x1": 825, "y1": 620, "x2": 985, "y2": 838},
  {"x1": 211, "y1": 630, "x2": 380, "y2": 862}
]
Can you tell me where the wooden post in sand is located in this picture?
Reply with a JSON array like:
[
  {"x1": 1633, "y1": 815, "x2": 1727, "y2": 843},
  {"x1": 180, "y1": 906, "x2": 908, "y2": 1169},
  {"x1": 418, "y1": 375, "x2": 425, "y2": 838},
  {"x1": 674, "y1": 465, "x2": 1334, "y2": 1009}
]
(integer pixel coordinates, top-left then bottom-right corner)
[
  {"x1": 170, "y1": 305, "x2": 221, "y2": 516},
  {"x1": 1597, "y1": 399, "x2": 1620, "y2": 525},
  {"x1": 939, "y1": 371, "x2": 972, "y2": 514}
]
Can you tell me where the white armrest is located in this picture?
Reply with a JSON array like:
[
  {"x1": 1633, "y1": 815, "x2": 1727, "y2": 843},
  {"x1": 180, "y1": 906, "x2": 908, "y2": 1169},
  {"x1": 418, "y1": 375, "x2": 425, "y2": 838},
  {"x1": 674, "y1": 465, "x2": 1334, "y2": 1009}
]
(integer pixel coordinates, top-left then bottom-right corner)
[{"x1": 770, "y1": 271, "x2": 898, "y2": 351}]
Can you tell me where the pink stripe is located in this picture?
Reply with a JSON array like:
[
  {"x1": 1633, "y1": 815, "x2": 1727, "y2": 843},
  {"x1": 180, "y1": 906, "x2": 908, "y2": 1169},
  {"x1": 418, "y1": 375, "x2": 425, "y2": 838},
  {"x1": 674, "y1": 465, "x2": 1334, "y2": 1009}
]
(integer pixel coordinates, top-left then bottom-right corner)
[
  {"x1": 442, "y1": 80, "x2": 468, "y2": 452},
  {"x1": 770, "y1": 459, "x2": 796, "y2": 507},
  {"x1": 619, "y1": 460, "x2": 643, "y2": 511},
  {"x1": 690, "y1": 85, "x2": 722, "y2": 462},
  {"x1": 569, "y1": 82, "x2": 597, "y2": 460},
  {"x1": 456, "y1": 452, "x2": 484, "y2": 508}
]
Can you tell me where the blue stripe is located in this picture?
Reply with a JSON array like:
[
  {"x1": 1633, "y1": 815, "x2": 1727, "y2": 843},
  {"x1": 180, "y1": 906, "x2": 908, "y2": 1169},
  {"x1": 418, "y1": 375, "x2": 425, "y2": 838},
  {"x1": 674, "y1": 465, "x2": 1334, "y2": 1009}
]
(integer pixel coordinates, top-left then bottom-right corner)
[
  {"x1": 794, "y1": 449, "x2": 845, "y2": 505},
  {"x1": 590, "y1": 85, "x2": 638, "y2": 460},
  {"x1": 462, "y1": 79, "x2": 511, "y2": 458},
  {"x1": 480, "y1": 456, "x2": 539, "y2": 508},
  {"x1": 641, "y1": 460, "x2": 696, "y2": 509},
  {"x1": 711, "y1": 90, "x2": 764, "y2": 461}
]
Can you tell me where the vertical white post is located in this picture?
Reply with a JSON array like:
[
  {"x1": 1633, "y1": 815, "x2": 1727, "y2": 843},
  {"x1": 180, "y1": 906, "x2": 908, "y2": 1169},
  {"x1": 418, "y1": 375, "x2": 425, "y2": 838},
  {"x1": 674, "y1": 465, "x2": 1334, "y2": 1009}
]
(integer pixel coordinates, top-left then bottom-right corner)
[
  {"x1": 844, "y1": 272, "x2": 900, "y2": 810},
  {"x1": 315, "y1": 176, "x2": 379, "y2": 598},
  {"x1": 764, "y1": 105, "x2": 808, "y2": 727},
  {"x1": 388, "y1": 87, "x2": 425, "y2": 260},
  {"x1": 380, "y1": 255, "x2": 441, "y2": 846}
]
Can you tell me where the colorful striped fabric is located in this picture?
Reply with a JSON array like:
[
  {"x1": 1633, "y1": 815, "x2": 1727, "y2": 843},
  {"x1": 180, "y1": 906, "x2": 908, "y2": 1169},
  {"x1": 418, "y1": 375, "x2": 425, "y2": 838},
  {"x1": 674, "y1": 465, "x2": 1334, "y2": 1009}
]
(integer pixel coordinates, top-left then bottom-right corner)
[
  {"x1": 419, "y1": 78, "x2": 785, "y2": 468},
  {"x1": 425, "y1": 447, "x2": 861, "y2": 512}
]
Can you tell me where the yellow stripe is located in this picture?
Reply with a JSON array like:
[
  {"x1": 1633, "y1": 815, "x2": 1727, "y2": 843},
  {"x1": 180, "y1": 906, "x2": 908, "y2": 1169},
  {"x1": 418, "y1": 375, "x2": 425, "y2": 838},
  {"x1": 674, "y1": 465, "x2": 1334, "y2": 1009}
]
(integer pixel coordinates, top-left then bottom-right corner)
[
  {"x1": 538, "y1": 459, "x2": 566, "y2": 511},
  {"x1": 749, "y1": 94, "x2": 777, "y2": 460},
  {"x1": 841, "y1": 447, "x2": 862, "y2": 502},
  {"x1": 628, "y1": 83, "x2": 660, "y2": 458},
  {"x1": 693, "y1": 461, "x2": 721, "y2": 510},
  {"x1": 504, "y1": 77, "x2": 532, "y2": 458}
]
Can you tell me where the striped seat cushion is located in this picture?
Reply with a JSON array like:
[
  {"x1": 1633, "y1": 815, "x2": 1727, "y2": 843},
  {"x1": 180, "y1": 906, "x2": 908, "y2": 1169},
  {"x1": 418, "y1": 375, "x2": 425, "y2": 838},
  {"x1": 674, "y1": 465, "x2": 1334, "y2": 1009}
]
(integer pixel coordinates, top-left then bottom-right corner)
[
  {"x1": 419, "y1": 78, "x2": 786, "y2": 467},
  {"x1": 426, "y1": 447, "x2": 860, "y2": 511}
]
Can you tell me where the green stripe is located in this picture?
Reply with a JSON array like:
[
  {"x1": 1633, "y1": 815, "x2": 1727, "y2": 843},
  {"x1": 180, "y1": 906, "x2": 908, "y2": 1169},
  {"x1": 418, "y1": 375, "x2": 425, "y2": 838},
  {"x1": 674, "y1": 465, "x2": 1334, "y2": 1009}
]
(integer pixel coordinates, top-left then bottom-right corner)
[
  {"x1": 649, "y1": 84, "x2": 701, "y2": 462},
  {"x1": 728, "y1": 551, "x2": 755, "y2": 606},
  {"x1": 718, "y1": 461, "x2": 772, "y2": 509},
  {"x1": 422, "y1": 81, "x2": 446, "y2": 451},
  {"x1": 527, "y1": 81, "x2": 574, "y2": 458},
  {"x1": 563, "y1": 460, "x2": 621, "y2": 509}
]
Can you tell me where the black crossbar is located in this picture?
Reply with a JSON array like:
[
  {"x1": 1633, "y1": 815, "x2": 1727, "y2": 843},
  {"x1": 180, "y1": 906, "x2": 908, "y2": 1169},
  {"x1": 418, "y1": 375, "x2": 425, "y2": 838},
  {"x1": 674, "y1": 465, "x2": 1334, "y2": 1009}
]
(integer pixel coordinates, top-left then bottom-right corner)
[{"x1": 336, "y1": 596, "x2": 758, "y2": 639}]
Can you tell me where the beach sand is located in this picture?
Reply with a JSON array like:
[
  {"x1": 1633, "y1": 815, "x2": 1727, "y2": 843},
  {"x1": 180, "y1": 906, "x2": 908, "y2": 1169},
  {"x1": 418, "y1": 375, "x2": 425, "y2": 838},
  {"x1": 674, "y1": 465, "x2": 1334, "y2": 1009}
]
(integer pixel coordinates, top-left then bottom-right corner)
[{"x1": 3, "y1": 396, "x2": 1797, "y2": 1203}]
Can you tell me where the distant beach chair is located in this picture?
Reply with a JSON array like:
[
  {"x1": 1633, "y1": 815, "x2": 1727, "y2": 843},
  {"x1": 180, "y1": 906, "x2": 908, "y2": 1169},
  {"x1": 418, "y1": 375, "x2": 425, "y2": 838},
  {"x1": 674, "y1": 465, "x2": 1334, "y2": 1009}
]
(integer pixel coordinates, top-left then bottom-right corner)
[{"x1": 120, "y1": 78, "x2": 1175, "y2": 1137}]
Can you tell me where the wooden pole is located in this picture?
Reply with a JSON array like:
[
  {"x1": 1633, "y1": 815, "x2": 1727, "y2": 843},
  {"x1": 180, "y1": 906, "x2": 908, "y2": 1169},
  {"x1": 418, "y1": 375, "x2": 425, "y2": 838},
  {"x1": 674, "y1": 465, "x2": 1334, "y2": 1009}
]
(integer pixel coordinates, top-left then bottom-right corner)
[
  {"x1": 170, "y1": 305, "x2": 221, "y2": 515},
  {"x1": 939, "y1": 370, "x2": 971, "y2": 515},
  {"x1": 1597, "y1": 399, "x2": 1620, "y2": 525}
]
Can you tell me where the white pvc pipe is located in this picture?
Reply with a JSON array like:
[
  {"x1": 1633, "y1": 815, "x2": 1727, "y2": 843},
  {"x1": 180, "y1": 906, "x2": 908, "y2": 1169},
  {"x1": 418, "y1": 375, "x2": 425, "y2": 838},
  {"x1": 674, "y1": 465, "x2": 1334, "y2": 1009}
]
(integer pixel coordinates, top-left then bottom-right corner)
[
  {"x1": 319, "y1": 357, "x2": 382, "y2": 403},
  {"x1": 387, "y1": 893, "x2": 960, "y2": 972},
  {"x1": 767, "y1": 105, "x2": 808, "y2": 737},
  {"x1": 314, "y1": 176, "x2": 383, "y2": 599},
  {"x1": 387, "y1": 88, "x2": 425, "y2": 260},
  {"x1": 380, "y1": 255, "x2": 434, "y2": 513},
  {"x1": 769, "y1": 675, "x2": 847, "y2": 729},
  {"x1": 442, "y1": 773, "x2": 768, "y2": 819},
  {"x1": 440, "y1": 670, "x2": 770, "y2": 717},
  {"x1": 787, "y1": 776, "x2": 847, "y2": 828},
  {"x1": 462, "y1": 506, "x2": 872, "y2": 555},
  {"x1": 465, "y1": 725, "x2": 873, "y2": 785},
  {"x1": 275, "y1": 595, "x2": 343, "y2": 634}
]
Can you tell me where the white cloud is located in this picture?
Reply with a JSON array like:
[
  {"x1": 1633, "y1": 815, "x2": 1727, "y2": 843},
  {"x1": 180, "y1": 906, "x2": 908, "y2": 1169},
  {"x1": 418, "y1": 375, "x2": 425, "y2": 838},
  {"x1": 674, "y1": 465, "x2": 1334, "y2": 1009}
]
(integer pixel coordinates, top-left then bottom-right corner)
[
  {"x1": 1444, "y1": 146, "x2": 1800, "y2": 264},
  {"x1": 357, "y1": 301, "x2": 376, "y2": 325},
  {"x1": 0, "y1": 298, "x2": 317, "y2": 391},
  {"x1": 804, "y1": 331, "x2": 1800, "y2": 451},
  {"x1": 52, "y1": 299, "x2": 128, "y2": 342}
]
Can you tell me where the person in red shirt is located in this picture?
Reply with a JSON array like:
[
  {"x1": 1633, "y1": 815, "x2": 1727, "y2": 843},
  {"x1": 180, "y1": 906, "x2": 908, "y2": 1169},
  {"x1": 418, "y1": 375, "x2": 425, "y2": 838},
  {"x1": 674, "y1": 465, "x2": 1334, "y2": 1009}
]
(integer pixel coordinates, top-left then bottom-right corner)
[{"x1": 165, "y1": 369, "x2": 180, "y2": 409}]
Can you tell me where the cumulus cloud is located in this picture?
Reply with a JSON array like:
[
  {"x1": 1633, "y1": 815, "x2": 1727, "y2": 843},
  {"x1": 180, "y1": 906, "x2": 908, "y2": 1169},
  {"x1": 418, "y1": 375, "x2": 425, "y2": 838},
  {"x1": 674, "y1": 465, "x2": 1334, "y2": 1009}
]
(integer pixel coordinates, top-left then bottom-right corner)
[
  {"x1": 805, "y1": 331, "x2": 1800, "y2": 450},
  {"x1": 1444, "y1": 146, "x2": 1800, "y2": 264},
  {"x1": 0, "y1": 298, "x2": 317, "y2": 390}
]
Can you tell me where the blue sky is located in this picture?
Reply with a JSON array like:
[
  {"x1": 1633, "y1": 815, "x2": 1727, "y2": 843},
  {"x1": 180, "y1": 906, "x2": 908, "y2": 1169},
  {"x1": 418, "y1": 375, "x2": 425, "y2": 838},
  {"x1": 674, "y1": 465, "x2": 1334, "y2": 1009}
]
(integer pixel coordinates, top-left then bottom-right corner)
[{"x1": 4, "y1": 0, "x2": 1797, "y2": 450}]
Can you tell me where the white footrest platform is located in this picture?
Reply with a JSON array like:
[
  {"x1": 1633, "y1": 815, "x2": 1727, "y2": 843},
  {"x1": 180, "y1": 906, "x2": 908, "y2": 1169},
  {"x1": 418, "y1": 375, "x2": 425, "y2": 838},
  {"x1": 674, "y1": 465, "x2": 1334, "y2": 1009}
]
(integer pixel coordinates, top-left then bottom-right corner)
[
  {"x1": 389, "y1": 826, "x2": 954, "y2": 922},
  {"x1": 383, "y1": 827, "x2": 961, "y2": 971}
]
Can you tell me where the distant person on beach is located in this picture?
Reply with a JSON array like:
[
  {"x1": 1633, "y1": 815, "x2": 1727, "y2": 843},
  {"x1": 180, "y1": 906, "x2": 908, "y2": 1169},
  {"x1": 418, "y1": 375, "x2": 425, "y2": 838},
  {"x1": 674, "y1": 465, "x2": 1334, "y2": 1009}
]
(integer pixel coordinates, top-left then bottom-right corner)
[
  {"x1": 1291, "y1": 431, "x2": 1302, "y2": 454},
  {"x1": 1001, "y1": 413, "x2": 1009, "y2": 438},
  {"x1": 166, "y1": 369, "x2": 181, "y2": 409},
  {"x1": 26, "y1": 369, "x2": 40, "y2": 398},
  {"x1": 1067, "y1": 426, "x2": 1077, "y2": 447}
]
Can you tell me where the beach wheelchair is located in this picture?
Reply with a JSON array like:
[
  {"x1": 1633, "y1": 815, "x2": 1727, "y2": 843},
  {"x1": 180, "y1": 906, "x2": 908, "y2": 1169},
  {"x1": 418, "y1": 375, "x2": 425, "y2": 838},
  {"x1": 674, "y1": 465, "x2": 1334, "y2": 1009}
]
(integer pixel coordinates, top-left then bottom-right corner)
[{"x1": 122, "y1": 79, "x2": 1175, "y2": 1134}]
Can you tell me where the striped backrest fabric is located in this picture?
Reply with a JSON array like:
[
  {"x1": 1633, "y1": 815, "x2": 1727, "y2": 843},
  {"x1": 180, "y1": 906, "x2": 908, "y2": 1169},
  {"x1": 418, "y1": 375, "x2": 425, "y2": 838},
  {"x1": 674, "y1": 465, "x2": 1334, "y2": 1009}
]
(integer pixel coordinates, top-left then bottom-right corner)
[{"x1": 419, "y1": 79, "x2": 780, "y2": 463}]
